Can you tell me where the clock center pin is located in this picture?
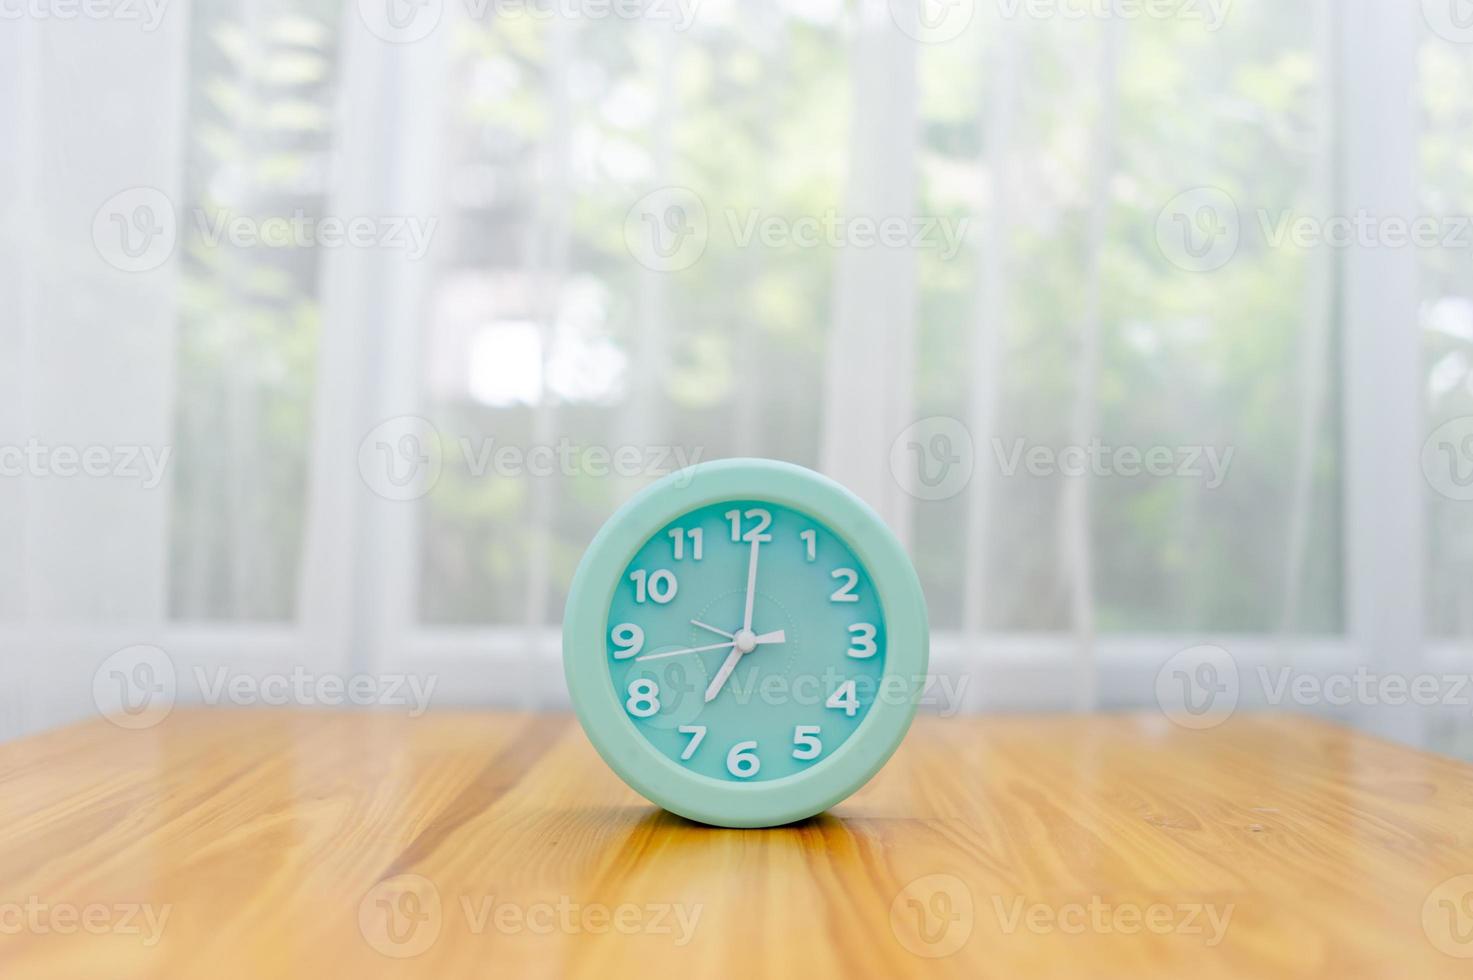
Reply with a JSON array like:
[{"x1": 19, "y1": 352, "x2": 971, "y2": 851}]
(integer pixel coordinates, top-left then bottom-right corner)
[{"x1": 733, "y1": 629, "x2": 758, "y2": 654}]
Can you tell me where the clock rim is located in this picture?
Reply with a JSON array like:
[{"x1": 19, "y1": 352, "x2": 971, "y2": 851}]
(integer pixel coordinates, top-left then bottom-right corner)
[{"x1": 563, "y1": 457, "x2": 930, "y2": 829}]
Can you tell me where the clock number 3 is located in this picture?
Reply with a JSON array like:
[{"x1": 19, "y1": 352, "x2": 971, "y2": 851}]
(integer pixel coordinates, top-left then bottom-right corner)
[{"x1": 847, "y1": 623, "x2": 877, "y2": 658}]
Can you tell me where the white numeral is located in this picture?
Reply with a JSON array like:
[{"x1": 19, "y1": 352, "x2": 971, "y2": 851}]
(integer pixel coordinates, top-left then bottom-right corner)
[
  {"x1": 668, "y1": 527, "x2": 703, "y2": 561},
  {"x1": 800, "y1": 529, "x2": 816, "y2": 561},
  {"x1": 725, "y1": 508, "x2": 772, "y2": 543},
  {"x1": 792, "y1": 725, "x2": 822, "y2": 760},
  {"x1": 678, "y1": 725, "x2": 707, "y2": 760},
  {"x1": 726, "y1": 740, "x2": 761, "y2": 778},
  {"x1": 829, "y1": 568, "x2": 859, "y2": 602},
  {"x1": 626, "y1": 678, "x2": 660, "y2": 718},
  {"x1": 630, "y1": 568, "x2": 678, "y2": 604},
  {"x1": 826, "y1": 681, "x2": 859, "y2": 717},
  {"x1": 611, "y1": 623, "x2": 645, "y2": 659},
  {"x1": 846, "y1": 623, "x2": 877, "y2": 659}
]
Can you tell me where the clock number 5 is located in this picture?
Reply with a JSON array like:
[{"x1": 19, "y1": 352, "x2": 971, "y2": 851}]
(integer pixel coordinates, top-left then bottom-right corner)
[
  {"x1": 725, "y1": 508, "x2": 772, "y2": 543},
  {"x1": 829, "y1": 568, "x2": 859, "y2": 602},
  {"x1": 630, "y1": 568, "x2": 678, "y2": 604},
  {"x1": 792, "y1": 725, "x2": 822, "y2": 760}
]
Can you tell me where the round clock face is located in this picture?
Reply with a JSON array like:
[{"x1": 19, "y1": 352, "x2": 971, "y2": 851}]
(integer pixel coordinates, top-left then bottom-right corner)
[
  {"x1": 563, "y1": 459, "x2": 928, "y2": 828},
  {"x1": 607, "y1": 501, "x2": 887, "y2": 783}
]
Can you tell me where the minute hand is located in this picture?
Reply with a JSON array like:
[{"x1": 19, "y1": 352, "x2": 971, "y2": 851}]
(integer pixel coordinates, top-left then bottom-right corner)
[{"x1": 634, "y1": 640, "x2": 734, "y2": 662}]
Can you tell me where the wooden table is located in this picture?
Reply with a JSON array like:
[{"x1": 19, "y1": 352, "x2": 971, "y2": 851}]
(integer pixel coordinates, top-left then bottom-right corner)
[{"x1": 2, "y1": 710, "x2": 1472, "y2": 978}]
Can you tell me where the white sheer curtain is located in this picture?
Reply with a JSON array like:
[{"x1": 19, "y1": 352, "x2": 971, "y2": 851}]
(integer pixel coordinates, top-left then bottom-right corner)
[{"x1": 2, "y1": 0, "x2": 1468, "y2": 753}]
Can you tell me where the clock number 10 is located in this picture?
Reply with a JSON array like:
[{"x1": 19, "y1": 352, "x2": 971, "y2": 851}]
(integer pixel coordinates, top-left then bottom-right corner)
[{"x1": 629, "y1": 568, "x2": 678, "y2": 604}]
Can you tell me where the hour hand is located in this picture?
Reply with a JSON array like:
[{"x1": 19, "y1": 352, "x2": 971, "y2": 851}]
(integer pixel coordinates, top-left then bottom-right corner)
[{"x1": 690, "y1": 620, "x2": 734, "y2": 639}]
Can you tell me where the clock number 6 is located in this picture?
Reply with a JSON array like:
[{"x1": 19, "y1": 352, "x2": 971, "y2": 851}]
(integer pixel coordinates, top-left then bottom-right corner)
[
  {"x1": 630, "y1": 568, "x2": 678, "y2": 604},
  {"x1": 726, "y1": 740, "x2": 761, "y2": 778}
]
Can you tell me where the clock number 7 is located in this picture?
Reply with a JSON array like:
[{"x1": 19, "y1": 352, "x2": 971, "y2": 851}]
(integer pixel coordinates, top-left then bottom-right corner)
[{"x1": 677, "y1": 724, "x2": 706, "y2": 760}]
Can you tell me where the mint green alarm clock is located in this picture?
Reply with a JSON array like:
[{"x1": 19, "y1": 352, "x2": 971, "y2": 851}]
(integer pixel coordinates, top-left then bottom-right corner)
[{"x1": 563, "y1": 458, "x2": 929, "y2": 828}]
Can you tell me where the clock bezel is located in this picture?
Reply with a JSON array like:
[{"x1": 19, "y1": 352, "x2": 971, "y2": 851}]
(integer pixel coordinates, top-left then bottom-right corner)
[{"x1": 563, "y1": 458, "x2": 930, "y2": 828}]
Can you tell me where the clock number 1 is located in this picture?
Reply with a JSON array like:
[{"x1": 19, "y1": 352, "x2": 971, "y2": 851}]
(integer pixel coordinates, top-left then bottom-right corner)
[{"x1": 800, "y1": 529, "x2": 816, "y2": 561}]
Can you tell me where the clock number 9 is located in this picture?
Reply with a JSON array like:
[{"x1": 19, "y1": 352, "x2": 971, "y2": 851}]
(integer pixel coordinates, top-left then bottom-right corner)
[
  {"x1": 846, "y1": 623, "x2": 877, "y2": 658},
  {"x1": 630, "y1": 568, "x2": 678, "y2": 604},
  {"x1": 726, "y1": 740, "x2": 761, "y2": 778},
  {"x1": 610, "y1": 623, "x2": 644, "y2": 659},
  {"x1": 626, "y1": 678, "x2": 660, "y2": 718},
  {"x1": 725, "y1": 508, "x2": 772, "y2": 543}
]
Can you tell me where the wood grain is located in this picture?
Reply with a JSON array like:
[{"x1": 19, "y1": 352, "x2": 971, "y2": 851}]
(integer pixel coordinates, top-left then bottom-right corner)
[{"x1": 1, "y1": 710, "x2": 1471, "y2": 979}]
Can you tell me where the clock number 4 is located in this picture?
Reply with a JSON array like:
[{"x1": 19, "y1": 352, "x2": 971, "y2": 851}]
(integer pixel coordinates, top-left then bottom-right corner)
[
  {"x1": 668, "y1": 527, "x2": 703, "y2": 561},
  {"x1": 826, "y1": 680, "x2": 860, "y2": 717},
  {"x1": 725, "y1": 508, "x2": 772, "y2": 543},
  {"x1": 630, "y1": 568, "x2": 678, "y2": 604}
]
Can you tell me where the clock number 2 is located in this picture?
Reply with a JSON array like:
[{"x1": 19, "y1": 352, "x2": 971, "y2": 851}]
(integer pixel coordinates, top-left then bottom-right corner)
[{"x1": 829, "y1": 568, "x2": 859, "y2": 602}]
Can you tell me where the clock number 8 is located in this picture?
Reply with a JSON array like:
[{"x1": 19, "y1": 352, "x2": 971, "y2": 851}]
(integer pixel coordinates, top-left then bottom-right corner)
[{"x1": 626, "y1": 678, "x2": 660, "y2": 718}]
